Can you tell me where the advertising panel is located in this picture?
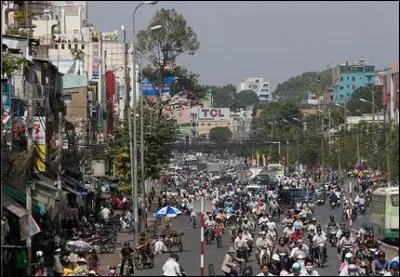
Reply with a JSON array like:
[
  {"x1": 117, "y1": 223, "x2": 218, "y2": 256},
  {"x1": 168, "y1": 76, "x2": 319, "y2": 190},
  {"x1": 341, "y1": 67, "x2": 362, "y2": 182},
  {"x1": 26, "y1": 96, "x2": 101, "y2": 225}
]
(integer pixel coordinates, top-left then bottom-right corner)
[
  {"x1": 32, "y1": 117, "x2": 46, "y2": 144},
  {"x1": 197, "y1": 108, "x2": 230, "y2": 121},
  {"x1": 91, "y1": 42, "x2": 100, "y2": 80},
  {"x1": 142, "y1": 76, "x2": 176, "y2": 96},
  {"x1": 1, "y1": 80, "x2": 12, "y2": 129}
]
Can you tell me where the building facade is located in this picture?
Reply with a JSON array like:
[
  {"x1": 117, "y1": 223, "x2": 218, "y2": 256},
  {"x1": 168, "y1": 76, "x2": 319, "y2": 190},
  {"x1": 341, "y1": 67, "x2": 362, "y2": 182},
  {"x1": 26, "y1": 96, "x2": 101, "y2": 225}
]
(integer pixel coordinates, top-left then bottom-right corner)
[
  {"x1": 237, "y1": 77, "x2": 271, "y2": 101},
  {"x1": 377, "y1": 63, "x2": 399, "y2": 124},
  {"x1": 331, "y1": 59, "x2": 375, "y2": 104}
]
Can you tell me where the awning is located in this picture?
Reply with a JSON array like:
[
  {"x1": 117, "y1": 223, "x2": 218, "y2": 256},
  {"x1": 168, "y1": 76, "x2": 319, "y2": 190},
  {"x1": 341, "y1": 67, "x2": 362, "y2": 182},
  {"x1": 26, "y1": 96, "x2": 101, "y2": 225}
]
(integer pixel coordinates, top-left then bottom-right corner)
[
  {"x1": 3, "y1": 184, "x2": 47, "y2": 216},
  {"x1": 63, "y1": 175, "x2": 96, "y2": 196},
  {"x1": 62, "y1": 184, "x2": 81, "y2": 196},
  {"x1": 3, "y1": 194, "x2": 27, "y2": 218}
]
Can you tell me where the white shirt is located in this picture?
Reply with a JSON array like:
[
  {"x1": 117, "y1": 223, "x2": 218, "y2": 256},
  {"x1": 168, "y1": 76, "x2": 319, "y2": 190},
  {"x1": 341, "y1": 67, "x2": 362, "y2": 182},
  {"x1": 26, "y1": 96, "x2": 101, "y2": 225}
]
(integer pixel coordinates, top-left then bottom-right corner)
[
  {"x1": 301, "y1": 269, "x2": 320, "y2": 276},
  {"x1": 312, "y1": 234, "x2": 327, "y2": 245},
  {"x1": 358, "y1": 198, "x2": 366, "y2": 205},
  {"x1": 162, "y1": 258, "x2": 181, "y2": 276},
  {"x1": 234, "y1": 237, "x2": 248, "y2": 250},
  {"x1": 290, "y1": 245, "x2": 309, "y2": 258},
  {"x1": 256, "y1": 273, "x2": 276, "y2": 276},
  {"x1": 267, "y1": 221, "x2": 276, "y2": 231}
]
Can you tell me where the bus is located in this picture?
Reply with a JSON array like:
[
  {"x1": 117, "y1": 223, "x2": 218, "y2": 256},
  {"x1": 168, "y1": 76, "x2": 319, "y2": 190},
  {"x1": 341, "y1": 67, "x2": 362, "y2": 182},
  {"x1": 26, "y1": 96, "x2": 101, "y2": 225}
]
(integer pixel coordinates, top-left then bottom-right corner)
[
  {"x1": 369, "y1": 186, "x2": 399, "y2": 241},
  {"x1": 266, "y1": 163, "x2": 285, "y2": 181}
]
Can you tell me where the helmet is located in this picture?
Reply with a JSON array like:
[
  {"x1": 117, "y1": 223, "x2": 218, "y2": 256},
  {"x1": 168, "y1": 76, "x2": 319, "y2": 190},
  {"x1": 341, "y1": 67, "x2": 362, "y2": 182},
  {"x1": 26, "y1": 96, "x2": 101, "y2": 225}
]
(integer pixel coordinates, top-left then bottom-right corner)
[
  {"x1": 345, "y1": 252, "x2": 353, "y2": 259},
  {"x1": 389, "y1": 260, "x2": 399, "y2": 269},
  {"x1": 362, "y1": 223, "x2": 367, "y2": 229},
  {"x1": 345, "y1": 230, "x2": 350, "y2": 237},
  {"x1": 312, "y1": 217, "x2": 317, "y2": 222},
  {"x1": 124, "y1": 241, "x2": 130, "y2": 246},
  {"x1": 329, "y1": 215, "x2": 334, "y2": 221},
  {"x1": 109, "y1": 265, "x2": 116, "y2": 270},
  {"x1": 36, "y1": 251, "x2": 43, "y2": 257},
  {"x1": 292, "y1": 263, "x2": 301, "y2": 271},
  {"x1": 272, "y1": 254, "x2": 280, "y2": 261}
]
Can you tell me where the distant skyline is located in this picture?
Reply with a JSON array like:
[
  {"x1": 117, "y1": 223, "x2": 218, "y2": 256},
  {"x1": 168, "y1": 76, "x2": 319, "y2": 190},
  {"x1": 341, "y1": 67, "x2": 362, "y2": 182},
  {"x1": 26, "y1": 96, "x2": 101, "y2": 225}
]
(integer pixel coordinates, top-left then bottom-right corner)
[{"x1": 88, "y1": 1, "x2": 399, "y2": 89}]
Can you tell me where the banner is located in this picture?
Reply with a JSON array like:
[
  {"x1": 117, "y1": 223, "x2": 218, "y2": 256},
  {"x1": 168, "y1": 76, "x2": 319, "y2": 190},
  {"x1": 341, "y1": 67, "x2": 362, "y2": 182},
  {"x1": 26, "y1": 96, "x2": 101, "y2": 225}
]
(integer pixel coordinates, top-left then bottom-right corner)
[
  {"x1": 142, "y1": 76, "x2": 176, "y2": 96},
  {"x1": 32, "y1": 117, "x2": 46, "y2": 144},
  {"x1": 91, "y1": 42, "x2": 100, "y2": 80},
  {"x1": 35, "y1": 144, "x2": 46, "y2": 172}
]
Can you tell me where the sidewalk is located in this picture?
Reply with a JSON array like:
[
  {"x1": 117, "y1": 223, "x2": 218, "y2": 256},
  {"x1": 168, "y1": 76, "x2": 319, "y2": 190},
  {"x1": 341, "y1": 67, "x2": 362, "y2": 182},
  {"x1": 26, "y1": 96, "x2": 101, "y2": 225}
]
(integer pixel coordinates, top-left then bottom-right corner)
[{"x1": 145, "y1": 181, "x2": 162, "y2": 235}]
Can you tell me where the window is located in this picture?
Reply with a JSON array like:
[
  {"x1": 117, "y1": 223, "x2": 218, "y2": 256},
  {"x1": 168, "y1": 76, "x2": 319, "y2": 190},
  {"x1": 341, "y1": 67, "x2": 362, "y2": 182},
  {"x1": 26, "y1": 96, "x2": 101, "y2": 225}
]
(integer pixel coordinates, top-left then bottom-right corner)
[
  {"x1": 55, "y1": 44, "x2": 58, "y2": 49},
  {"x1": 340, "y1": 76, "x2": 344, "y2": 81},
  {"x1": 352, "y1": 76, "x2": 355, "y2": 81},
  {"x1": 340, "y1": 94, "x2": 344, "y2": 98},
  {"x1": 61, "y1": 44, "x2": 65, "y2": 49},
  {"x1": 391, "y1": 195, "x2": 399, "y2": 207},
  {"x1": 74, "y1": 44, "x2": 78, "y2": 49},
  {"x1": 352, "y1": 85, "x2": 356, "y2": 89},
  {"x1": 263, "y1": 83, "x2": 269, "y2": 87},
  {"x1": 208, "y1": 123, "x2": 211, "y2": 126},
  {"x1": 340, "y1": 86, "x2": 344, "y2": 90},
  {"x1": 68, "y1": 44, "x2": 71, "y2": 49},
  {"x1": 347, "y1": 76, "x2": 350, "y2": 80},
  {"x1": 372, "y1": 195, "x2": 386, "y2": 214},
  {"x1": 81, "y1": 44, "x2": 85, "y2": 49},
  {"x1": 347, "y1": 85, "x2": 350, "y2": 88}
]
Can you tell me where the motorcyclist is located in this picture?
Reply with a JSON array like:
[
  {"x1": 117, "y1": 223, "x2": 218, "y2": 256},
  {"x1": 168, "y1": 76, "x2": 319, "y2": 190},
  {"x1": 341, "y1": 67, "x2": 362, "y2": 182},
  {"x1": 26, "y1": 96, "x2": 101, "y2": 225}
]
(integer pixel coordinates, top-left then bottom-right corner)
[
  {"x1": 136, "y1": 232, "x2": 151, "y2": 263},
  {"x1": 385, "y1": 260, "x2": 399, "y2": 276},
  {"x1": 371, "y1": 250, "x2": 389, "y2": 276},
  {"x1": 307, "y1": 218, "x2": 317, "y2": 234},
  {"x1": 302, "y1": 259, "x2": 320, "y2": 276},
  {"x1": 258, "y1": 213, "x2": 269, "y2": 226},
  {"x1": 357, "y1": 223, "x2": 368, "y2": 242},
  {"x1": 154, "y1": 236, "x2": 168, "y2": 255},
  {"x1": 336, "y1": 222, "x2": 347, "y2": 240},
  {"x1": 341, "y1": 264, "x2": 361, "y2": 276},
  {"x1": 242, "y1": 217, "x2": 251, "y2": 230},
  {"x1": 270, "y1": 254, "x2": 281, "y2": 276},
  {"x1": 290, "y1": 227, "x2": 304, "y2": 242},
  {"x1": 275, "y1": 237, "x2": 291, "y2": 256},
  {"x1": 327, "y1": 215, "x2": 338, "y2": 228},
  {"x1": 35, "y1": 251, "x2": 46, "y2": 276},
  {"x1": 283, "y1": 221, "x2": 294, "y2": 238},
  {"x1": 256, "y1": 231, "x2": 274, "y2": 260},
  {"x1": 108, "y1": 265, "x2": 118, "y2": 276},
  {"x1": 290, "y1": 239, "x2": 309, "y2": 259},
  {"x1": 339, "y1": 252, "x2": 354, "y2": 275},
  {"x1": 312, "y1": 226, "x2": 328, "y2": 259},
  {"x1": 234, "y1": 230, "x2": 249, "y2": 259},
  {"x1": 221, "y1": 247, "x2": 244, "y2": 276},
  {"x1": 338, "y1": 230, "x2": 355, "y2": 256},
  {"x1": 120, "y1": 241, "x2": 134, "y2": 275}
]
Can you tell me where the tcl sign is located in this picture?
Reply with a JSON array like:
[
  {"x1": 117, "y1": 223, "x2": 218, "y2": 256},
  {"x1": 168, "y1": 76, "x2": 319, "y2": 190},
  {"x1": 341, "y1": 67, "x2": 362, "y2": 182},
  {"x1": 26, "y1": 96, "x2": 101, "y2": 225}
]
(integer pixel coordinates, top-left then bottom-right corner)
[{"x1": 198, "y1": 108, "x2": 230, "y2": 121}]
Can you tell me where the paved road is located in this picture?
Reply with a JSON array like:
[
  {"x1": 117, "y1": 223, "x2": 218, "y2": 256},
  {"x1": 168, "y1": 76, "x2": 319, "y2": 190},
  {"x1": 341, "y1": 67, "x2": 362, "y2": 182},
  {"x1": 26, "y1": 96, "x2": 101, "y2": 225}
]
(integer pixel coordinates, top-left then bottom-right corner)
[{"x1": 96, "y1": 178, "x2": 381, "y2": 276}]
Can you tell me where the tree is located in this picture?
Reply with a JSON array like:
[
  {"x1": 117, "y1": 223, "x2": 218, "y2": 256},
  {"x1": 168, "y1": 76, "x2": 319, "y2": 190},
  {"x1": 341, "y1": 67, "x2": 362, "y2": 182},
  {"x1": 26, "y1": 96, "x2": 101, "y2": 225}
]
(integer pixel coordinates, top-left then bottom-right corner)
[
  {"x1": 111, "y1": 105, "x2": 177, "y2": 193},
  {"x1": 346, "y1": 84, "x2": 383, "y2": 116},
  {"x1": 273, "y1": 69, "x2": 332, "y2": 101},
  {"x1": 136, "y1": 8, "x2": 200, "y2": 100},
  {"x1": 235, "y1": 90, "x2": 259, "y2": 109},
  {"x1": 1, "y1": 53, "x2": 27, "y2": 78},
  {"x1": 211, "y1": 84, "x2": 236, "y2": 108},
  {"x1": 388, "y1": 124, "x2": 399, "y2": 181},
  {"x1": 209, "y1": 127, "x2": 232, "y2": 143}
]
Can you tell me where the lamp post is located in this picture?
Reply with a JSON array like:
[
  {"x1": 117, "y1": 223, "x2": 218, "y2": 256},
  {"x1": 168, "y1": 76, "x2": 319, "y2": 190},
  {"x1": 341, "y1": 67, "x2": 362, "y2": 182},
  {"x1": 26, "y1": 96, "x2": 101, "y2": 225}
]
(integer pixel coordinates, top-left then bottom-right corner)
[
  {"x1": 360, "y1": 95, "x2": 378, "y2": 175},
  {"x1": 317, "y1": 109, "x2": 325, "y2": 183},
  {"x1": 131, "y1": 0, "x2": 158, "y2": 239}
]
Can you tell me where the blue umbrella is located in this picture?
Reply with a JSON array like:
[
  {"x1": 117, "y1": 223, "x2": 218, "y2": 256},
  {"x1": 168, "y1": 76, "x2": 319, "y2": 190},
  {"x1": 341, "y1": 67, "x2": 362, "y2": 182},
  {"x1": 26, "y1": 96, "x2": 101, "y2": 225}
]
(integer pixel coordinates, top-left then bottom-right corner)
[{"x1": 154, "y1": 205, "x2": 182, "y2": 218}]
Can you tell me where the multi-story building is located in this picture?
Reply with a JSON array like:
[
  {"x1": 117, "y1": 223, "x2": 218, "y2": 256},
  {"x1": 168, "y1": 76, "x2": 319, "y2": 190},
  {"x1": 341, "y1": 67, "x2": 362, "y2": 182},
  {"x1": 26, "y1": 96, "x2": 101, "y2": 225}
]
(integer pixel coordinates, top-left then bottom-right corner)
[
  {"x1": 237, "y1": 77, "x2": 271, "y2": 101},
  {"x1": 376, "y1": 63, "x2": 399, "y2": 124},
  {"x1": 331, "y1": 59, "x2": 375, "y2": 104}
]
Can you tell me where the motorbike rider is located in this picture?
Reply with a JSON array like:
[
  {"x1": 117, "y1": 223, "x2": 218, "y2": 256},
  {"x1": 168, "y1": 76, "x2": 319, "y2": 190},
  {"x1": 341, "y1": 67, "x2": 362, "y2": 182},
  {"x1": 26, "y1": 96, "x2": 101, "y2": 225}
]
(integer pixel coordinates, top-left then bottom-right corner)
[
  {"x1": 108, "y1": 265, "x2": 118, "y2": 276},
  {"x1": 290, "y1": 226, "x2": 304, "y2": 243},
  {"x1": 290, "y1": 262, "x2": 302, "y2": 276},
  {"x1": 221, "y1": 247, "x2": 244, "y2": 276},
  {"x1": 120, "y1": 241, "x2": 134, "y2": 275},
  {"x1": 385, "y1": 260, "x2": 399, "y2": 276},
  {"x1": 270, "y1": 254, "x2": 281, "y2": 275},
  {"x1": 307, "y1": 218, "x2": 317, "y2": 234},
  {"x1": 35, "y1": 251, "x2": 45, "y2": 276},
  {"x1": 341, "y1": 264, "x2": 361, "y2": 276},
  {"x1": 371, "y1": 250, "x2": 389, "y2": 276},
  {"x1": 256, "y1": 231, "x2": 274, "y2": 261},
  {"x1": 234, "y1": 230, "x2": 249, "y2": 259},
  {"x1": 312, "y1": 226, "x2": 328, "y2": 260},
  {"x1": 328, "y1": 215, "x2": 338, "y2": 229},
  {"x1": 136, "y1": 232, "x2": 151, "y2": 263},
  {"x1": 283, "y1": 221, "x2": 294, "y2": 238},
  {"x1": 154, "y1": 236, "x2": 168, "y2": 255},
  {"x1": 302, "y1": 259, "x2": 320, "y2": 276},
  {"x1": 338, "y1": 230, "x2": 355, "y2": 257},
  {"x1": 275, "y1": 237, "x2": 291, "y2": 257},
  {"x1": 339, "y1": 252, "x2": 354, "y2": 275},
  {"x1": 290, "y1": 239, "x2": 309, "y2": 260},
  {"x1": 356, "y1": 223, "x2": 368, "y2": 243},
  {"x1": 162, "y1": 253, "x2": 182, "y2": 276},
  {"x1": 259, "y1": 213, "x2": 269, "y2": 226}
]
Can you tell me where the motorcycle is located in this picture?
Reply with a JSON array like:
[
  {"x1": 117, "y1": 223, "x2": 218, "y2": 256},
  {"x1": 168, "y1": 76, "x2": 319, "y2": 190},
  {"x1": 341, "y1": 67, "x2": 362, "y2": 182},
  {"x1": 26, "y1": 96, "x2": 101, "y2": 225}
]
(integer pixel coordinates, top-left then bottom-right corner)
[
  {"x1": 133, "y1": 249, "x2": 154, "y2": 270},
  {"x1": 341, "y1": 244, "x2": 353, "y2": 262},
  {"x1": 359, "y1": 204, "x2": 366, "y2": 215},
  {"x1": 330, "y1": 199, "x2": 338, "y2": 209},
  {"x1": 314, "y1": 243, "x2": 326, "y2": 267},
  {"x1": 121, "y1": 254, "x2": 134, "y2": 276},
  {"x1": 204, "y1": 227, "x2": 214, "y2": 245},
  {"x1": 230, "y1": 226, "x2": 237, "y2": 242},
  {"x1": 237, "y1": 246, "x2": 248, "y2": 261},
  {"x1": 278, "y1": 252, "x2": 289, "y2": 268},
  {"x1": 258, "y1": 245, "x2": 271, "y2": 265},
  {"x1": 328, "y1": 227, "x2": 338, "y2": 247},
  {"x1": 316, "y1": 196, "x2": 325, "y2": 206}
]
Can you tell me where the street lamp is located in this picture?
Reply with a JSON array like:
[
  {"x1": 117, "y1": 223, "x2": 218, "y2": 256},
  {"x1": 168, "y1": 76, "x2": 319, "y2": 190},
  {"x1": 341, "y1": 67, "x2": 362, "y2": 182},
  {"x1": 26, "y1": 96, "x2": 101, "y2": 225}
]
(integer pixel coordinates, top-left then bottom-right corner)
[{"x1": 130, "y1": 0, "x2": 158, "y2": 239}]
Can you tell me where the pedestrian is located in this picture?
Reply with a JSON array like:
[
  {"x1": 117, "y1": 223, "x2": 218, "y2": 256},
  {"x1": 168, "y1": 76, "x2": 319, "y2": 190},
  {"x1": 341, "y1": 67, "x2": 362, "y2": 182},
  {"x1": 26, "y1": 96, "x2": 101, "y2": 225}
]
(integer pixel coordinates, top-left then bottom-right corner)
[
  {"x1": 53, "y1": 248, "x2": 64, "y2": 276},
  {"x1": 162, "y1": 253, "x2": 181, "y2": 276}
]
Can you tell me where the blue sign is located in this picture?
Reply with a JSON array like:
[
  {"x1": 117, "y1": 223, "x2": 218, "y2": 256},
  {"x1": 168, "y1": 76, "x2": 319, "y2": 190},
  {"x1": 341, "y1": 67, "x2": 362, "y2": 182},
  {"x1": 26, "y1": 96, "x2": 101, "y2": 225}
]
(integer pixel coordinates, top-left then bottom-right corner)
[
  {"x1": 142, "y1": 76, "x2": 176, "y2": 96},
  {"x1": 2, "y1": 80, "x2": 12, "y2": 129}
]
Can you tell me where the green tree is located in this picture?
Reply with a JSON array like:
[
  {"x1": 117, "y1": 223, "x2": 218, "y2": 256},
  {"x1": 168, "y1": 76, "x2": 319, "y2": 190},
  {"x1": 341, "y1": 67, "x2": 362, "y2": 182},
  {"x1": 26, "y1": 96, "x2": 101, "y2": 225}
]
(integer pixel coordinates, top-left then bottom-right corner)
[
  {"x1": 136, "y1": 8, "x2": 200, "y2": 100},
  {"x1": 111, "y1": 106, "x2": 177, "y2": 193},
  {"x1": 212, "y1": 84, "x2": 236, "y2": 108},
  {"x1": 235, "y1": 90, "x2": 259, "y2": 109},
  {"x1": 388, "y1": 124, "x2": 399, "y2": 181},
  {"x1": 346, "y1": 84, "x2": 383, "y2": 116},
  {"x1": 209, "y1": 127, "x2": 232, "y2": 143},
  {"x1": 273, "y1": 69, "x2": 332, "y2": 101}
]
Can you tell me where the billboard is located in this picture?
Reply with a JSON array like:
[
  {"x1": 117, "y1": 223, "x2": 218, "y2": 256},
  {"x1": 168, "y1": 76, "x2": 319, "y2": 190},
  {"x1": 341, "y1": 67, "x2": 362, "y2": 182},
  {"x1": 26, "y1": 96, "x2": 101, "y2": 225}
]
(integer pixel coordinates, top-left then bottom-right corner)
[
  {"x1": 142, "y1": 76, "x2": 176, "y2": 96},
  {"x1": 198, "y1": 108, "x2": 230, "y2": 121},
  {"x1": 91, "y1": 42, "x2": 100, "y2": 80}
]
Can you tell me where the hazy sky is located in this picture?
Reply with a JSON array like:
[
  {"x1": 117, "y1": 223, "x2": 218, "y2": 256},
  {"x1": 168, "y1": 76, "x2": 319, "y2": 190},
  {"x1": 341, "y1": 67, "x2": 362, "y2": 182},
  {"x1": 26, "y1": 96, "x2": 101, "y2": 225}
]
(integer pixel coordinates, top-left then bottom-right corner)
[{"x1": 88, "y1": 1, "x2": 399, "y2": 89}]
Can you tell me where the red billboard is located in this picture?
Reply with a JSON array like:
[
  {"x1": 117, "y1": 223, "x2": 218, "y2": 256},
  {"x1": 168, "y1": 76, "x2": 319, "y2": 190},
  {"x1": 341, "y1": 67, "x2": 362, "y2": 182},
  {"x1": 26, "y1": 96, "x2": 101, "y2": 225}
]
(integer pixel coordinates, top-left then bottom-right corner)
[{"x1": 105, "y1": 70, "x2": 116, "y2": 135}]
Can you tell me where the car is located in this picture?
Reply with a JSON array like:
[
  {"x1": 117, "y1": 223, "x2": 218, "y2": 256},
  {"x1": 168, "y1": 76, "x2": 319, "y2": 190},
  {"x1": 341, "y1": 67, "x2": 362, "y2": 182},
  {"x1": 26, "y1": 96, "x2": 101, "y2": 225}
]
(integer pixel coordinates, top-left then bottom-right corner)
[
  {"x1": 278, "y1": 187, "x2": 311, "y2": 209},
  {"x1": 245, "y1": 184, "x2": 263, "y2": 195}
]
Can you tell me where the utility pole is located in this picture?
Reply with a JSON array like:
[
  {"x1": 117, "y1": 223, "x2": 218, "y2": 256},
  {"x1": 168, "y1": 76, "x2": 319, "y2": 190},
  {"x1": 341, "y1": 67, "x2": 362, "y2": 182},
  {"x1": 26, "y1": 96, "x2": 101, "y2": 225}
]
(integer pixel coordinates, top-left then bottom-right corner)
[
  {"x1": 296, "y1": 136, "x2": 300, "y2": 171},
  {"x1": 371, "y1": 88, "x2": 376, "y2": 174},
  {"x1": 320, "y1": 112, "x2": 325, "y2": 183},
  {"x1": 356, "y1": 133, "x2": 360, "y2": 165},
  {"x1": 57, "y1": 112, "x2": 63, "y2": 231},
  {"x1": 286, "y1": 140, "x2": 289, "y2": 171}
]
